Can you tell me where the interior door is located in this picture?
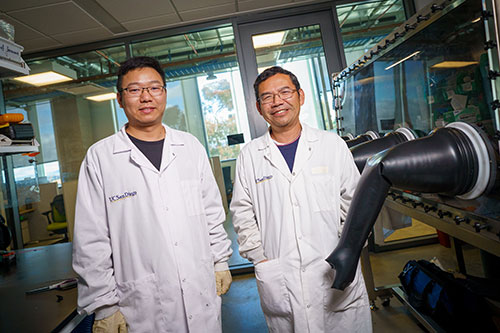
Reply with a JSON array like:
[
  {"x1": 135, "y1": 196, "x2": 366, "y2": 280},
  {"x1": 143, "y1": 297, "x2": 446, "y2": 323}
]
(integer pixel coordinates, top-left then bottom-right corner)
[{"x1": 235, "y1": 10, "x2": 346, "y2": 138}]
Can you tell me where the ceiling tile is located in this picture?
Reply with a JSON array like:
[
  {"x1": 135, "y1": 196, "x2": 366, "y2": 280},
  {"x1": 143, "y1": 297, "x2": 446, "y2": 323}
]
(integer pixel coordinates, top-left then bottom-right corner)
[
  {"x1": 238, "y1": 0, "x2": 293, "y2": 12},
  {"x1": 173, "y1": 0, "x2": 233, "y2": 12},
  {"x1": 0, "y1": 0, "x2": 64, "y2": 12},
  {"x1": 0, "y1": 14, "x2": 46, "y2": 43},
  {"x1": 8, "y1": 2, "x2": 100, "y2": 36},
  {"x1": 51, "y1": 27, "x2": 114, "y2": 46},
  {"x1": 95, "y1": 0, "x2": 176, "y2": 22},
  {"x1": 19, "y1": 37, "x2": 62, "y2": 53},
  {"x1": 0, "y1": 0, "x2": 326, "y2": 54},
  {"x1": 122, "y1": 13, "x2": 181, "y2": 32},
  {"x1": 73, "y1": 0, "x2": 127, "y2": 34},
  {"x1": 179, "y1": 3, "x2": 235, "y2": 22}
]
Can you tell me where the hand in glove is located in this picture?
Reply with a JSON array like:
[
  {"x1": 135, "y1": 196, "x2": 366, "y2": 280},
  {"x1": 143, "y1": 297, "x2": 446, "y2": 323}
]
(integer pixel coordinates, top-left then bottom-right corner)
[
  {"x1": 93, "y1": 310, "x2": 127, "y2": 333},
  {"x1": 215, "y1": 270, "x2": 232, "y2": 296}
]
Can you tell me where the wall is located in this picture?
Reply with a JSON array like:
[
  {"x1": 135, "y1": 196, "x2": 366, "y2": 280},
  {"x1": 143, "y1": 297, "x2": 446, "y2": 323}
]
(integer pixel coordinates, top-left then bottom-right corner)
[{"x1": 51, "y1": 96, "x2": 89, "y2": 182}]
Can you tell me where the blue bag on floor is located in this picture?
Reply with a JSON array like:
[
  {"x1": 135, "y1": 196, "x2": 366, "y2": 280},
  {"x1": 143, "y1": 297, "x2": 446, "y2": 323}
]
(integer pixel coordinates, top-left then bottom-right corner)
[{"x1": 399, "y1": 259, "x2": 500, "y2": 332}]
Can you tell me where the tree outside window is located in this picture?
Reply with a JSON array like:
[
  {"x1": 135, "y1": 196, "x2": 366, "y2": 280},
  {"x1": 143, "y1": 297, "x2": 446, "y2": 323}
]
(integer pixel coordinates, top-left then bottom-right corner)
[{"x1": 198, "y1": 73, "x2": 241, "y2": 160}]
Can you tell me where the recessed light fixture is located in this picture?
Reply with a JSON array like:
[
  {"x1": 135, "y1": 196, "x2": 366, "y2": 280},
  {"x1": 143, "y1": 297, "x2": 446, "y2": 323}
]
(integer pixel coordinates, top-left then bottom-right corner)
[
  {"x1": 252, "y1": 31, "x2": 285, "y2": 49},
  {"x1": 14, "y1": 62, "x2": 77, "y2": 86},
  {"x1": 85, "y1": 92, "x2": 117, "y2": 102}
]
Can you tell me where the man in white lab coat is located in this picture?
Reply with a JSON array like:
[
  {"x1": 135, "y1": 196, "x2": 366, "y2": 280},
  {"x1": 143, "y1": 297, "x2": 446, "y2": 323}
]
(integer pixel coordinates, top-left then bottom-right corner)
[
  {"x1": 72, "y1": 56, "x2": 233, "y2": 333},
  {"x1": 230, "y1": 66, "x2": 372, "y2": 332}
]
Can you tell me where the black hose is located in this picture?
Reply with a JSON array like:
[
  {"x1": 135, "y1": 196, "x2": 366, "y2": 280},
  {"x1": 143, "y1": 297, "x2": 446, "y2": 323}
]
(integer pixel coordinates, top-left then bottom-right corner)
[
  {"x1": 351, "y1": 131, "x2": 409, "y2": 173},
  {"x1": 345, "y1": 134, "x2": 372, "y2": 148},
  {"x1": 326, "y1": 126, "x2": 480, "y2": 290}
]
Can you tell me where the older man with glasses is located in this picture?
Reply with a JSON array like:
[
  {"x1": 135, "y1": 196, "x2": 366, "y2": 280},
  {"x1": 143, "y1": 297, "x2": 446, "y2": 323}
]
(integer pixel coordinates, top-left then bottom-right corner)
[
  {"x1": 230, "y1": 66, "x2": 372, "y2": 332},
  {"x1": 72, "y1": 56, "x2": 232, "y2": 333}
]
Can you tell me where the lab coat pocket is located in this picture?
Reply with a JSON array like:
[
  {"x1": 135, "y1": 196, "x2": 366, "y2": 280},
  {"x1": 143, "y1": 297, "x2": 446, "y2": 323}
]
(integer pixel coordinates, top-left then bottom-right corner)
[
  {"x1": 310, "y1": 174, "x2": 335, "y2": 212},
  {"x1": 254, "y1": 259, "x2": 292, "y2": 318},
  {"x1": 181, "y1": 180, "x2": 204, "y2": 216},
  {"x1": 117, "y1": 273, "x2": 161, "y2": 332},
  {"x1": 323, "y1": 263, "x2": 367, "y2": 312}
]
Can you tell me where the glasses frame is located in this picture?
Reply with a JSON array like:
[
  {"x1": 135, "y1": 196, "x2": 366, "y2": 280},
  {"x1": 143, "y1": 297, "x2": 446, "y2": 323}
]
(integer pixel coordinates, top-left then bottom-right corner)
[
  {"x1": 118, "y1": 85, "x2": 166, "y2": 97},
  {"x1": 258, "y1": 89, "x2": 297, "y2": 105}
]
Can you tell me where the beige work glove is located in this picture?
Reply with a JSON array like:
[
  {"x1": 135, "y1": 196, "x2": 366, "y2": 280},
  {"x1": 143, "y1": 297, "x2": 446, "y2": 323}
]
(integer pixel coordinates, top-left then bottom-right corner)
[
  {"x1": 215, "y1": 270, "x2": 232, "y2": 296},
  {"x1": 93, "y1": 310, "x2": 128, "y2": 333}
]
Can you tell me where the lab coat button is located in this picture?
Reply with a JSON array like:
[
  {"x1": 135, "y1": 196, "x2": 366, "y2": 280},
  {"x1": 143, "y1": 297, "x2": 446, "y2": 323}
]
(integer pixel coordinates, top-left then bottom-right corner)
[
  {"x1": 189, "y1": 315, "x2": 193, "y2": 320},
  {"x1": 292, "y1": 172, "x2": 296, "y2": 176},
  {"x1": 302, "y1": 268, "x2": 306, "y2": 272},
  {"x1": 307, "y1": 304, "x2": 311, "y2": 308},
  {"x1": 298, "y1": 236, "x2": 302, "y2": 240},
  {"x1": 182, "y1": 278, "x2": 186, "y2": 282},
  {"x1": 174, "y1": 242, "x2": 178, "y2": 246}
]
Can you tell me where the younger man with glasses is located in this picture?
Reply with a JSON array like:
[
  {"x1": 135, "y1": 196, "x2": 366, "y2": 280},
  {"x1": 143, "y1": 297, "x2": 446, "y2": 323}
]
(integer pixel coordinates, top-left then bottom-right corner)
[
  {"x1": 230, "y1": 66, "x2": 372, "y2": 332},
  {"x1": 72, "y1": 56, "x2": 232, "y2": 332}
]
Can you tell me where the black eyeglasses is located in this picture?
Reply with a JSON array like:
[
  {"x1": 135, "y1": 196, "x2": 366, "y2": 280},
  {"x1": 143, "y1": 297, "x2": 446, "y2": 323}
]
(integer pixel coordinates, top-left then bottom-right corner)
[
  {"x1": 119, "y1": 85, "x2": 166, "y2": 97},
  {"x1": 258, "y1": 89, "x2": 297, "y2": 104}
]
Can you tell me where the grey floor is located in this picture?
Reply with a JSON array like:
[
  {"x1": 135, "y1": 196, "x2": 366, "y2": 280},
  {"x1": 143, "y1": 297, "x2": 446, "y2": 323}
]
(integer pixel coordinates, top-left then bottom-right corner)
[{"x1": 221, "y1": 242, "x2": 484, "y2": 333}]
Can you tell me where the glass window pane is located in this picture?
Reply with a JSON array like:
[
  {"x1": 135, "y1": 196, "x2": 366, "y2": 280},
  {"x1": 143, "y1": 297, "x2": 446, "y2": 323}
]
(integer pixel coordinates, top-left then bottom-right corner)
[
  {"x1": 131, "y1": 26, "x2": 251, "y2": 160},
  {"x1": 114, "y1": 98, "x2": 128, "y2": 129},
  {"x1": 197, "y1": 71, "x2": 243, "y2": 160},
  {"x1": 1, "y1": 45, "x2": 127, "y2": 246},
  {"x1": 337, "y1": 0, "x2": 491, "y2": 137},
  {"x1": 252, "y1": 25, "x2": 333, "y2": 130},
  {"x1": 336, "y1": 1, "x2": 407, "y2": 65},
  {"x1": 34, "y1": 101, "x2": 58, "y2": 163}
]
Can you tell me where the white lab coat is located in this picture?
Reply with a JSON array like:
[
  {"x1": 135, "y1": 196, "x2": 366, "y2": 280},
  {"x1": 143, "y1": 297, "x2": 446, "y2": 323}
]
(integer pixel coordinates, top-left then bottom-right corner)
[
  {"x1": 72, "y1": 124, "x2": 232, "y2": 333},
  {"x1": 230, "y1": 124, "x2": 371, "y2": 332}
]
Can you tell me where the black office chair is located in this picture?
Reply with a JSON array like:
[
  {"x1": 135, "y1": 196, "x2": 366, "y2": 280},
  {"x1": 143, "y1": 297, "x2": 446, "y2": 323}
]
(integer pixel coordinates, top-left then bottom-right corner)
[{"x1": 42, "y1": 194, "x2": 68, "y2": 242}]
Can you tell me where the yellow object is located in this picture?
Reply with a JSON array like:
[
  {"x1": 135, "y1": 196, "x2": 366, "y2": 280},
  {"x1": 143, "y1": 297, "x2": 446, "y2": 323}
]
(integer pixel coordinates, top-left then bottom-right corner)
[
  {"x1": 0, "y1": 113, "x2": 24, "y2": 125},
  {"x1": 215, "y1": 270, "x2": 232, "y2": 296},
  {"x1": 47, "y1": 222, "x2": 68, "y2": 232},
  {"x1": 42, "y1": 194, "x2": 68, "y2": 240},
  {"x1": 93, "y1": 310, "x2": 128, "y2": 333}
]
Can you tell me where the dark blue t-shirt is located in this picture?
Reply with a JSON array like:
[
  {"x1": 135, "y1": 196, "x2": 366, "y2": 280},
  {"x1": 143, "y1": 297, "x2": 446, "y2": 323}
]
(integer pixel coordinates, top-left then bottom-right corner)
[
  {"x1": 128, "y1": 133, "x2": 164, "y2": 171},
  {"x1": 276, "y1": 136, "x2": 300, "y2": 172}
]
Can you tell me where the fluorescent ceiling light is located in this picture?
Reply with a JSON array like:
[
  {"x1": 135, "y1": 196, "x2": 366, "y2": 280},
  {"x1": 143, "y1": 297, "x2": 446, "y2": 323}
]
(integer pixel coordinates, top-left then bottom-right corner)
[
  {"x1": 86, "y1": 92, "x2": 117, "y2": 102},
  {"x1": 252, "y1": 31, "x2": 285, "y2": 49},
  {"x1": 431, "y1": 61, "x2": 478, "y2": 68},
  {"x1": 14, "y1": 72, "x2": 73, "y2": 86},
  {"x1": 14, "y1": 62, "x2": 77, "y2": 86},
  {"x1": 385, "y1": 51, "x2": 420, "y2": 70}
]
